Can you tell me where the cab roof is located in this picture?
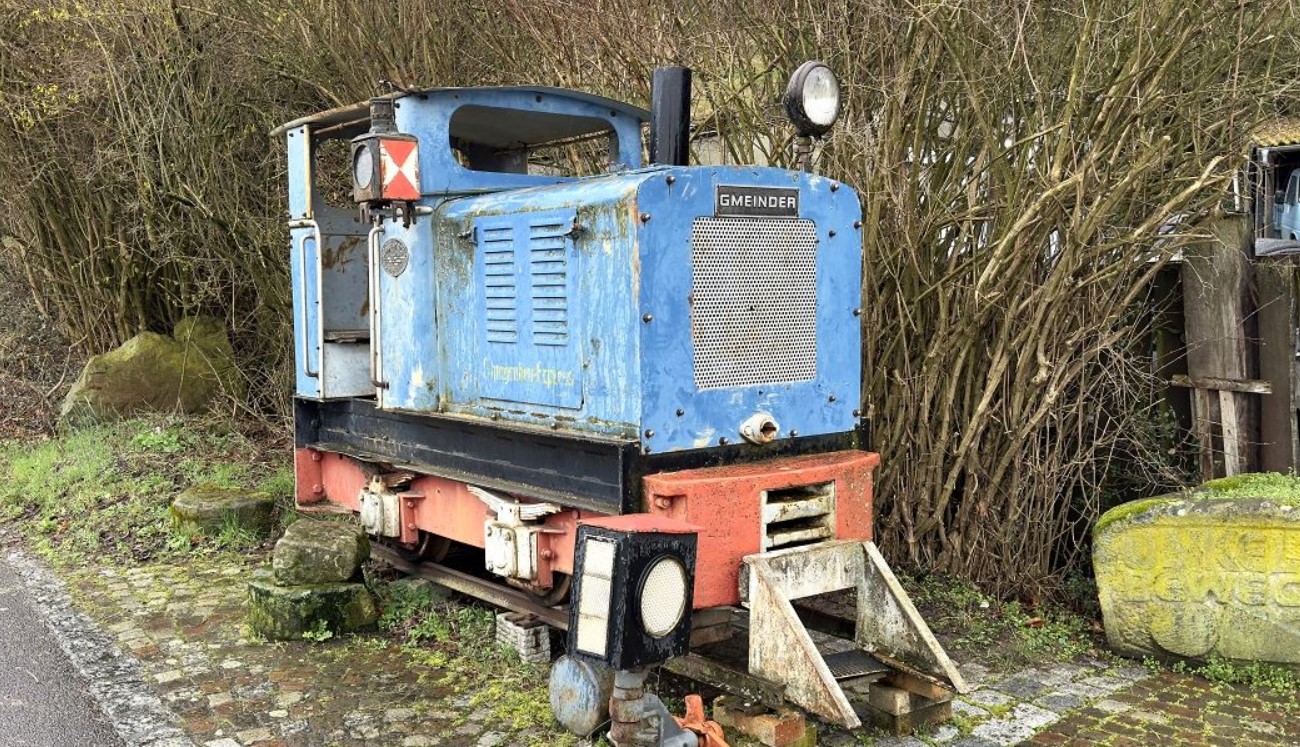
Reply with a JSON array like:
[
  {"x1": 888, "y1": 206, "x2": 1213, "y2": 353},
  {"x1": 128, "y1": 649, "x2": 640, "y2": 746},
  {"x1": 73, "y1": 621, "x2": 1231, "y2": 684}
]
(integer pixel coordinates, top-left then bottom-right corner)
[
  {"x1": 270, "y1": 86, "x2": 650, "y2": 141},
  {"x1": 1253, "y1": 119, "x2": 1300, "y2": 150}
]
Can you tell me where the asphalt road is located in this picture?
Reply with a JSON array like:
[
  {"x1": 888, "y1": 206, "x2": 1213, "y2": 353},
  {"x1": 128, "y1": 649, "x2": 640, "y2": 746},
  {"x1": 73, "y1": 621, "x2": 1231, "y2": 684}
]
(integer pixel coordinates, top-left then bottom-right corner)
[{"x1": 0, "y1": 558, "x2": 123, "y2": 746}]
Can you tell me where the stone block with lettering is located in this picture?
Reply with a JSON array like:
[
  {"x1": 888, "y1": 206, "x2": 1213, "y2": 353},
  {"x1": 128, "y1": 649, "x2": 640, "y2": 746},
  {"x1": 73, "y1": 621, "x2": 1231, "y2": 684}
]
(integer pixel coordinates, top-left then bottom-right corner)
[{"x1": 1093, "y1": 473, "x2": 1300, "y2": 667}]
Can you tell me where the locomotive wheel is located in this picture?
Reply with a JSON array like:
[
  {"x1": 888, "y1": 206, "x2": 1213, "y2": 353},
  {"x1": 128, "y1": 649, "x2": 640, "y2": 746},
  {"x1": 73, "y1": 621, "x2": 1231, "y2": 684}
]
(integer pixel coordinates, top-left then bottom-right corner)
[
  {"x1": 395, "y1": 531, "x2": 451, "y2": 564},
  {"x1": 510, "y1": 573, "x2": 572, "y2": 606},
  {"x1": 535, "y1": 573, "x2": 572, "y2": 606}
]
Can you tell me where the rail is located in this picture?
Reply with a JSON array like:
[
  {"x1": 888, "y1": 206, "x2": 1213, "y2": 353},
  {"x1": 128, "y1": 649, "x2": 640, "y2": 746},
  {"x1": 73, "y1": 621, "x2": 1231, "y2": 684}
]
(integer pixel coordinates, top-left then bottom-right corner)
[{"x1": 369, "y1": 544, "x2": 567, "y2": 629}]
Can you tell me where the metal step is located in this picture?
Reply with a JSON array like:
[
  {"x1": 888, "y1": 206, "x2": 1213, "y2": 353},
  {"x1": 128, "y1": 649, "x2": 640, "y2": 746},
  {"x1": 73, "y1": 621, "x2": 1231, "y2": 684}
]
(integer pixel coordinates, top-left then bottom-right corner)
[
  {"x1": 823, "y1": 650, "x2": 891, "y2": 681},
  {"x1": 744, "y1": 540, "x2": 968, "y2": 728}
]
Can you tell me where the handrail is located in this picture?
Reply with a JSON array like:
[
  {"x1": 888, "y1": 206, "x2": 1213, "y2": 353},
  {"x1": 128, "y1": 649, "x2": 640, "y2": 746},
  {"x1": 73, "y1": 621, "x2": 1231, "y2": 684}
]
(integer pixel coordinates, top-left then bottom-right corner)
[
  {"x1": 289, "y1": 219, "x2": 323, "y2": 380},
  {"x1": 367, "y1": 223, "x2": 388, "y2": 390}
]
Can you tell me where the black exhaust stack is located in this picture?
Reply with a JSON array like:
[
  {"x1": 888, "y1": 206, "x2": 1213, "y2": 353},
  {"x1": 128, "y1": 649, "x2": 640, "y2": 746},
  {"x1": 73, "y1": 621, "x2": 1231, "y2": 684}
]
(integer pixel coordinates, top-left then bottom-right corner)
[{"x1": 649, "y1": 66, "x2": 691, "y2": 166}]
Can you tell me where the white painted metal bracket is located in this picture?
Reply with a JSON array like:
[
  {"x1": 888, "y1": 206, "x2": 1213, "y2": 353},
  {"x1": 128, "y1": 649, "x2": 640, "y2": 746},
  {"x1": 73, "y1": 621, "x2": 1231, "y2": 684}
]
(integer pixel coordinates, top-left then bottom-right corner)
[
  {"x1": 856, "y1": 542, "x2": 967, "y2": 693},
  {"x1": 743, "y1": 540, "x2": 967, "y2": 728}
]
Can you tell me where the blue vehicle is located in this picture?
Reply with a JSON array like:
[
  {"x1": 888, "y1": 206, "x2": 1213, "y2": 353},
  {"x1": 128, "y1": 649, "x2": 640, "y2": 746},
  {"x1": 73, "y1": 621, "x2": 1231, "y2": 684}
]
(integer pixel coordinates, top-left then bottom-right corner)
[
  {"x1": 275, "y1": 64, "x2": 962, "y2": 744},
  {"x1": 1275, "y1": 169, "x2": 1300, "y2": 239}
]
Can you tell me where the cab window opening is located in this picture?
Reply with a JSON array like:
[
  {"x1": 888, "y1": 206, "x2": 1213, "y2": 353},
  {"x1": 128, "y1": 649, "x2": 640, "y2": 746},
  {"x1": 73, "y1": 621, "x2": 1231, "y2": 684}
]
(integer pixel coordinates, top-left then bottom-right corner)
[{"x1": 448, "y1": 104, "x2": 619, "y2": 177}]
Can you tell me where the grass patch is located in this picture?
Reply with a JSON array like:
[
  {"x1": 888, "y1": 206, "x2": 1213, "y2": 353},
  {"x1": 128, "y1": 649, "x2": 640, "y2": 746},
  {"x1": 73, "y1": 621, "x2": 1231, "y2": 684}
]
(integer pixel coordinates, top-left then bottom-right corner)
[
  {"x1": 1200, "y1": 472, "x2": 1300, "y2": 502},
  {"x1": 903, "y1": 573, "x2": 1097, "y2": 669},
  {"x1": 0, "y1": 415, "x2": 292, "y2": 566},
  {"x1": 1147, "y1": 654, "x2": 1300, "y2": 694},
  {"x1": 375, "y1": 579, "x2": 577, "y2": 745}
]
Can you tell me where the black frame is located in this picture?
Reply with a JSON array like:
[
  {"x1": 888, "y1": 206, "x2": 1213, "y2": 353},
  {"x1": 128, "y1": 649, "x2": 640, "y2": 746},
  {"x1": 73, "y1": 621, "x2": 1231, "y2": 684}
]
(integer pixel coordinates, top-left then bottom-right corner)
[
  {"x1": 295, "y1": 397, "x2": 870, "y2": 514},
  {"x1": 567, "y1": 524, "x2": 697, "y2": 670}
]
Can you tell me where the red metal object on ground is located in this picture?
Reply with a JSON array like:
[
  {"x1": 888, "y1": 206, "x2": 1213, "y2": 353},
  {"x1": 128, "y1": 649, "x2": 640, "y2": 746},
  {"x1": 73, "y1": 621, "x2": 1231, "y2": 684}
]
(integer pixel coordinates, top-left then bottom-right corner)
[{"x1": 674, "y1": 694, "x2": 730, "y2": 747}]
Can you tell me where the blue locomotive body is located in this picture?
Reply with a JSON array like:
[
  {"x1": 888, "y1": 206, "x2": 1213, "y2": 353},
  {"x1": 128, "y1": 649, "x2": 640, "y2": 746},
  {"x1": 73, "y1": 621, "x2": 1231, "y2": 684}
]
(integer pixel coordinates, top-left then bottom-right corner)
[
  {"x1": 285, "y1": 88, "x2": 863, "y2": 455},
  {"x1": 277, "y1": 74, "x2": 967, "y2": 740}
]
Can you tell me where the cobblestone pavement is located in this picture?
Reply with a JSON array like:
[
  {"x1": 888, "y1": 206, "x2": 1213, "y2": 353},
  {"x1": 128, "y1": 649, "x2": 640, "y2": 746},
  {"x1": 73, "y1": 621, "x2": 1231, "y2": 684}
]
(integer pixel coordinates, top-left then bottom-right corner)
[
  {"x1": 1024, "y1": 670, "x2": 1300, "y2": 746},
  {"x1": 12, "y1": 545, "x2": 1299, "y2": 747},
  {"x1": 856, "y1": 659, "x2": 1300, "y2": 747},
  {"x1": 60, "y1": 555, "x2": 558, "y2": 747},
  {"x1": 845, "y1": 659, "x2": 1151, "y2": 747}
]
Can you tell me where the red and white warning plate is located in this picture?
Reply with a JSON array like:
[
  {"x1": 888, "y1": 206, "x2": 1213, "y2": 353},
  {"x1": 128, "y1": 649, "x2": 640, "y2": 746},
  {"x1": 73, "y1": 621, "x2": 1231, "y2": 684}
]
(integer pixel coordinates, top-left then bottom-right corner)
[{"x1": 380, "y1": 138, "x2": 420, "y2": 201}]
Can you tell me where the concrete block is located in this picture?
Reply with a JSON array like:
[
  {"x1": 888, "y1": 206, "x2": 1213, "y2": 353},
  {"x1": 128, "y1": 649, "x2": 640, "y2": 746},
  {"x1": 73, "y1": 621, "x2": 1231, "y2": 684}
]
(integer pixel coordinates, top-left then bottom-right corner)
[
  {"x1": 868, "y1": 684, "x2": 912, "y2": 716},
  {"x1": 495, "y1": 612, "x2": 550, "y2": 664},
  {"x1": 858, "y1": 698, "x2": 952, "y2": 736},
  {"x1": 246, "y1": 573, "x2": 378, "y2": 640},
  {"x1": 272, "y1": 518, "x2": 369, "y2": 585},
  {"x1": 171, "y1": 485, "x2": 275, "y2": 537}
]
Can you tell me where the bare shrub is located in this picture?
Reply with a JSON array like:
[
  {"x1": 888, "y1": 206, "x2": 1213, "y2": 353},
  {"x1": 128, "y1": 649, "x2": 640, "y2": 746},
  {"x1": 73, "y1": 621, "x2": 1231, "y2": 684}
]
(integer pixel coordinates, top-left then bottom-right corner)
[
  {"x1": 2, "y1": 0, "x2": 1298, "y2": 590},
  {"x1": 476, "y1": 0, "x2": 1300, "y2": 593}
]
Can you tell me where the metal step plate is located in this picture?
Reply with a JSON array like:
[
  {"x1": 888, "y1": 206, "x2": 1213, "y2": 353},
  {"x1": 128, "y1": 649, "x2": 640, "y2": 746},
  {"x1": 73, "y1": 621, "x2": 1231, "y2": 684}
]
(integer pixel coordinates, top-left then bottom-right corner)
[{"x1": 823, "y1": 650, "x2": 891, "y2": 681}]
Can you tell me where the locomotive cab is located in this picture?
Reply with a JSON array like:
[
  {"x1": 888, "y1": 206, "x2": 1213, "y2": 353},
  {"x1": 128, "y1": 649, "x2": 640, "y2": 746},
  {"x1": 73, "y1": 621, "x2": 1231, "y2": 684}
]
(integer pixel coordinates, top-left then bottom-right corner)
[{"x1": 277, "y1": 66, "x2": 963, "y2": 742}]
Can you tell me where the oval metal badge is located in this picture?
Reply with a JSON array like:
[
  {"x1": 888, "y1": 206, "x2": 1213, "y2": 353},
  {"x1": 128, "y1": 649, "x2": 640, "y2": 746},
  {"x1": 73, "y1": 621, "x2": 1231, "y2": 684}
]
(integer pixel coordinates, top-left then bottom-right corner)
[{"x1": 380, "y1": 238, "x2": 409, "y2": 278}]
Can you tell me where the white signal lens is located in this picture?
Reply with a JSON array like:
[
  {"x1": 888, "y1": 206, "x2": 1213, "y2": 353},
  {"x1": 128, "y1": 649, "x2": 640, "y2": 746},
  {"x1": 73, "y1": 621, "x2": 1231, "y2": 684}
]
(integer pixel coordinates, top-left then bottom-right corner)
[
  {"x1": 575, "y1": 538, "x2": 616, "y2": 657},
  {"x1": 353, "y1": 147, "x2": 374, "y2": 190},
  {"x1": 801, "y1": 66, "x2": 840, "y2": 128},
  {"x1": 639, "y1": 557, "x2": 688, "y2": 638}
]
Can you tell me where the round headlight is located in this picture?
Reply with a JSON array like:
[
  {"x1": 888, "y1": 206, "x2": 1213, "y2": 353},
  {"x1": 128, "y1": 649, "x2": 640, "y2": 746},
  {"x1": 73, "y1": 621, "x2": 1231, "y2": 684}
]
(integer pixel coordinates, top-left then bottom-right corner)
[
  {"x1": 639, "y1": 557, "x2": 688, "y2": 638},
  {"x1": 353, "y1": 146, "x2": 374, "y2": 191},
  {"x1": 784, "y1": 60, "x2": 841, "y2": 137}
]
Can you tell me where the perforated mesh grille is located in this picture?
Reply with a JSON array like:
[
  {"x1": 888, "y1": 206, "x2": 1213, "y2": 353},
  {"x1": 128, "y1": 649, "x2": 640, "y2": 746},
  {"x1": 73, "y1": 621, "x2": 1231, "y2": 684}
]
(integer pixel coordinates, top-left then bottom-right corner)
[{"x1": 690, "y1": 217, "x2": 818, "y2": 390}]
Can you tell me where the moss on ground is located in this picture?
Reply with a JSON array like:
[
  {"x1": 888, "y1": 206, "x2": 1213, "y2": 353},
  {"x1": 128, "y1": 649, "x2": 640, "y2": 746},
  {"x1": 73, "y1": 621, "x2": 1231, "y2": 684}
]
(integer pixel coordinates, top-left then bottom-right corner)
[
  {"x1": 1200, "y1": 472, "x2": 1300, "y2": 502},
  {"x1": 373, "y1": 578, "x2": 576, "y2": 745},
  {"x1": 1145, "y1": 654, "x2": 1300, "y2": 694},
  {"x1": 900, "y1": 572, "x2": 1099, "y2": 670},
  {"x1": 0, "y1": 415, "x2": 293, "y2": 566}
]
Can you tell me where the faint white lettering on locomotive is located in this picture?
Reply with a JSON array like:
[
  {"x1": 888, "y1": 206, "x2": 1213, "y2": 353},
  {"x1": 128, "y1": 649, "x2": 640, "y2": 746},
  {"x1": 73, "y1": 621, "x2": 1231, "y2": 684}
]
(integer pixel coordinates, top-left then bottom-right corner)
[{"x1": 487, "y1": 360, "x2": 577, "y2": 388}]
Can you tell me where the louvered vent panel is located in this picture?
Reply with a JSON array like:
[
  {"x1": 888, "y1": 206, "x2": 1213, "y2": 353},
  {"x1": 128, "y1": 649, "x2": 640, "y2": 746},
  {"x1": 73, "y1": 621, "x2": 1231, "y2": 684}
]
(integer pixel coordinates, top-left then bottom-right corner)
[
  {"x1": 690, "y1": 217, "x2": 818, "y2": 390},
  {"x1": 529, "y1": 219, "x2": 570, "y2": 346},
  {"x1": 482, "y1": 225, "x2": 518, "y2": 344}
]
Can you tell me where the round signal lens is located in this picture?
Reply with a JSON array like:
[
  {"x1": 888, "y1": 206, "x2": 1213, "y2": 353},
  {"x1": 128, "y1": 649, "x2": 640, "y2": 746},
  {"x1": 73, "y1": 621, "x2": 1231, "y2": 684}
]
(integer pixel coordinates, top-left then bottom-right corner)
[
  {"x1": 353, "y1": 146, "x2": 374, "y2": 191},
  {"x1": 800, "y1": 66, "x2": 840, "y2": 127},
  {"x1": 639, "y1": 557, "x2": 688, "y2": 638},
  {"x1": 784, "y1": 61, "x2": 841, "y2": 137}
]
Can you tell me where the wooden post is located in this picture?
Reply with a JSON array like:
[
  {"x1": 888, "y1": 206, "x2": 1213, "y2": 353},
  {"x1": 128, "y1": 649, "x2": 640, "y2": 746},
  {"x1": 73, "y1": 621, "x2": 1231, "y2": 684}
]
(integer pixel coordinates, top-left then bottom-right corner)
[
  {"x1": 1172, "y1": 375, "x2": 1270, "y2": 481},
  {"x1": 1256, "y1": 258, "x2": 1300, "y2": 472},
  {"x1": 1180, "y1": 215, "x2": 1257, "y2": 477}
]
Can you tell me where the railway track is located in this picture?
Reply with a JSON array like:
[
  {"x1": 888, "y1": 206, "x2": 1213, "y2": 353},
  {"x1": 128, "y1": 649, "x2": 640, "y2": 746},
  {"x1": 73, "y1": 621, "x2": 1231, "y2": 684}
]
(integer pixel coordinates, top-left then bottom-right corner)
[{"x1": 369, "y1": 544, "x2": 568, "y2": 629}]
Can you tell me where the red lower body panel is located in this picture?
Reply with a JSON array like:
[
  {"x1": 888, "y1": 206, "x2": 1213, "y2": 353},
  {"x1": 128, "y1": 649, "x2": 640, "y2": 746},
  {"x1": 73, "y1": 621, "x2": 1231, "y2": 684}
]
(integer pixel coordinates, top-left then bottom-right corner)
[
  {"x1": 295, "y1": 449, "x2": 589, "y2": 588},
  {"x1": 643, "y1": 451, "x2": 879, "y2": 608},
  {"x1": 295, "y1": 447, "x2": 878, "y2": 609}
]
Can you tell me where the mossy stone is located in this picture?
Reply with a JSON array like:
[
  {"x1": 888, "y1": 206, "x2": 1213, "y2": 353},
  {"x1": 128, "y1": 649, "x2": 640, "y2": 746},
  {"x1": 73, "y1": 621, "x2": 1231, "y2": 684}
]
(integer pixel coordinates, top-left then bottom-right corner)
[
  {"x1": 247, "y1": 572, "x2": 378, "y2": 640},
  {"x1": 171, "y1": 484, "x2": 276, "y2": 537},
  {"x1": 59, "y1": 316, "x2": 244, "y2": 428},
  {"x1": 1093, "y1": 478, "x2": 1300, "y2": 668},
  {"x1": 272, "y1": 518, "x2": 370, "y2": 586}
]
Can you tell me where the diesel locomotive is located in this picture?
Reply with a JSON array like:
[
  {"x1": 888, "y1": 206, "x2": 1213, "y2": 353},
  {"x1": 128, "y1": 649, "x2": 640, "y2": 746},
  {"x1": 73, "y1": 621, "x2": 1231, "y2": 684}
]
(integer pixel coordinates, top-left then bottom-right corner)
[{"x1": 276, "y1": 64, "x2": 961, "y2": 746}]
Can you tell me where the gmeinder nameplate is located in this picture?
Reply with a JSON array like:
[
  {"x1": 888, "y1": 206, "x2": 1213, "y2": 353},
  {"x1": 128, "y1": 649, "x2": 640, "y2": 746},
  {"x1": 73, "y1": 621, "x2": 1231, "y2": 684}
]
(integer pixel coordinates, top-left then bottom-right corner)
[{"x1": 715, "y1": 185, "x2": 799, "y2": 218}]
